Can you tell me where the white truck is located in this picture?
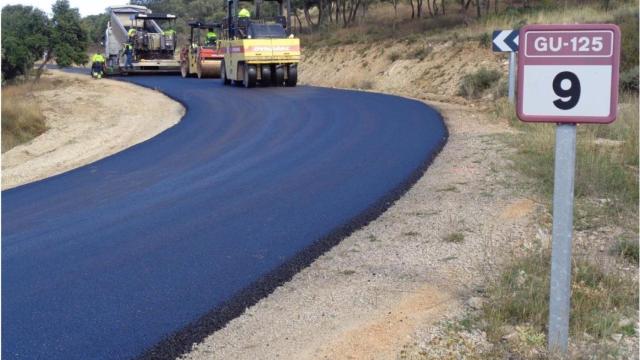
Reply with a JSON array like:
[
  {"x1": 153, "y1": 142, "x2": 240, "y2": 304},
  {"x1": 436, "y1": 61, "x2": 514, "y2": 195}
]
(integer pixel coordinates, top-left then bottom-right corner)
[{"x1": 104, "y1": 5, "x2": 180, "y2": 74}]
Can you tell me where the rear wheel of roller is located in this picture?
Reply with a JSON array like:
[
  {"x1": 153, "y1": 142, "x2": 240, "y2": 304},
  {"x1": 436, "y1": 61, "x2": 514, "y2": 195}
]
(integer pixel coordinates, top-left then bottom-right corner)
[{"x1": 273, "y1": 65, "x2": 284, "y2": 86}]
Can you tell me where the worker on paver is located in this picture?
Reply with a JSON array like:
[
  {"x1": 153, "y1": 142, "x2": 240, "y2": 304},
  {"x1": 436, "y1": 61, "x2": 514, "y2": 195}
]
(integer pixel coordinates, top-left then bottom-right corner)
[
  {"x1": 238, "y1": 7, "x2": 251, "y2": 18},
  {"x1": 123, "y1": 43, "x2": 134, "y2": 70},
  {"x1": 128, "y1": 27, "x2": 137, "y2": 39},
  {"x1": 164, "y1": 28, "x2": 176, "y2": 36},
  {"x1": 206, "y1": 29, "x2": 217, "y2": 46},
  {"x1": 91, "y1": 53, "x2": 105, "y2": 79}
]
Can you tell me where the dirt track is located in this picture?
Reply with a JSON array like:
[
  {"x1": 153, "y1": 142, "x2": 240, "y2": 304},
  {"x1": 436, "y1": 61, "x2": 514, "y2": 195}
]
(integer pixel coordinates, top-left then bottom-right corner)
[{"x1": 1, "y1": 70, "x2": 184, "y2": 190}]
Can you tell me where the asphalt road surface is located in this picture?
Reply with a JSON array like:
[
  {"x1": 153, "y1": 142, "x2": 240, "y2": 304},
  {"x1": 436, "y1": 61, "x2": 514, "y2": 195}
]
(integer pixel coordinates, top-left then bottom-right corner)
[{"x1": 2, "y1": 76, "x2": 447, "y2": 360}]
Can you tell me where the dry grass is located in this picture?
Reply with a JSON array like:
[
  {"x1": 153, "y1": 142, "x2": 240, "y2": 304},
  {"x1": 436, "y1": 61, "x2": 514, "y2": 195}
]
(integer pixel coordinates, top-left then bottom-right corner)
[
  {"x1": 1, "y1": 75, "x2": 74, "y2": 152},
  {"x1": 610, "y1": 238, "x2": 639, "y2": 265},
  {"x1": 494, "y1": 93, "x2": 638, "y2": 230},
  {"x1": 301, "y1": 1, "x2": 636, "y2": 48},
  {"x1": 481, "y1": 250, "x2": 638, "y2": 357},
  {"x1": 2, "y1": 86, "x2": 47, "y2": 152},
  {"x1": 464, "y1": 2, "x2": 637, "y2": 38}
]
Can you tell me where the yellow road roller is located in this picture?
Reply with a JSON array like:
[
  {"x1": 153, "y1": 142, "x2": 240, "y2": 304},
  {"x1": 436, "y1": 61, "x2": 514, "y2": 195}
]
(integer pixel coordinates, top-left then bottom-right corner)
[
  {"x1": 219, "y1": 0, "x2": 300, "y2": 87},
  {"x1": 180, "y1": 22, "x2": 224, "y2": 78}
]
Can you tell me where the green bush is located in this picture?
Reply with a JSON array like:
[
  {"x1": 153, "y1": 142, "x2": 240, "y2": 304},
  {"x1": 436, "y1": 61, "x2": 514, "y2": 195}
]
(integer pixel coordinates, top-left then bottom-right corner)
[
  {"x1": 610, "y1": 238, "x2": 639, "y2": 265},
  {"x1": 478, "y1": 32, "x2": 491, "y2": 48},
  {"x1": 458, "y1": 68, "x2": 502, "y2": 99},
  {"x1": 620, "y1": 67, "x2": 639, "y2": 92},
  {"x1": 615, "y1": 10, "x2": 639, "y2": 74}
]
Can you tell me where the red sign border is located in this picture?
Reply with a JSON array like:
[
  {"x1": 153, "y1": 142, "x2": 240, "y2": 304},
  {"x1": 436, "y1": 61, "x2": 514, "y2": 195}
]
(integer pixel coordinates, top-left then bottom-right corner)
[{"x1": 516, "y1": 24, "x2": 621, "y2": 124}]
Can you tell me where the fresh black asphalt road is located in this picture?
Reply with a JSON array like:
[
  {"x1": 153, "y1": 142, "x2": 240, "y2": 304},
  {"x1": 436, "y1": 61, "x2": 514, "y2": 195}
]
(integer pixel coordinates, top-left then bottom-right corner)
[{"x1": 2, "y1": 75, "x2": 447, "y2": 360}]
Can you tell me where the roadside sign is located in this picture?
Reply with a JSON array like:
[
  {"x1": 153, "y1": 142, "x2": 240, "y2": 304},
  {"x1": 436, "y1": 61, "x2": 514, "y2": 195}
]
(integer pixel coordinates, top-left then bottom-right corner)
[
  {"x1": 492, "y1": 30, "x2": 519, "y2": 52},
  {"x1": 517, "y1": 24, "x2": 621, "y2": 124},
  {"x1": 493, "y1": 29, "x2": 519, "y2": 102},
  {"x1": 514, "y1": 23, "x2": 621, "y2": 357}
]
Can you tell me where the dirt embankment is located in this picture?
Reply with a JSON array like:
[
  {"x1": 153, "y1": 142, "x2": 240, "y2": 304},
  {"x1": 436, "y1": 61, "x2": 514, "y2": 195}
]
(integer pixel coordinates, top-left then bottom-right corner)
[
  {"x1": 183, "y1": 41, "x2": 540, "y2": 359},
  {"x1": 1, "y1": 70, "x2": 184, "y2": 189},
  {"x1": 300, "y1": 39, "x2": 507, "y2": 103}
]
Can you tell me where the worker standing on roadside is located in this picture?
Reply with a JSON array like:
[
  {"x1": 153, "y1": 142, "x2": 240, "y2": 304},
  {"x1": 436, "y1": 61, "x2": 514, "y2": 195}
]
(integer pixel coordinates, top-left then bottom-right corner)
[
  {"x1": 124, "y1": 43, "x2": 134, "y2": 70},
  {"x1": 91, "y1": 53, "x2": 106, "y2": 79},
  {"x1": 206, "y1": 29, "x2": 217, "y2": 46},
  {"x1": 238, "y1": 7, "x2": 251, "y2": 18}
]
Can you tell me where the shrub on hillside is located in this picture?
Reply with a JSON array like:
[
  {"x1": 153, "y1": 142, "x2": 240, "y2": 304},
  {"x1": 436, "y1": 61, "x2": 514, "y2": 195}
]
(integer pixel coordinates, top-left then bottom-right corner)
[
  {"x1": 458, "y1": 68, "x2": 501, "y2": 99},
  {"x1": 478, "y1": 32, "x2": 491, "y2": 48},
  {"x1": 620, "y1": 67, "x2": 639, "y2": 92},
  {"x1": 611, "y1": 238, "x2": 639, "y2": 265},
  {"x1": 616, "y1": 10, "x2": 639, "y2": 74}
]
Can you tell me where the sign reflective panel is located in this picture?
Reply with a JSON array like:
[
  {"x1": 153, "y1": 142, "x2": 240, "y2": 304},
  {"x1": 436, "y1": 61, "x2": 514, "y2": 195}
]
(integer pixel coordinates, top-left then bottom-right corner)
[{"x1": 517, "y1": 24, "x2": 621, "y2": 124}]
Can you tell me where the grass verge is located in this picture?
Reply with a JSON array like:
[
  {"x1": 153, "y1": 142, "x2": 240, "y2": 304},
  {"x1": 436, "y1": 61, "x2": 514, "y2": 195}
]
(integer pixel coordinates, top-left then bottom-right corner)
[
  {"x1": 494, "y1": 93, "x2": 639, "y2": 230},
  {"x1": 2, "y1": 87, "x2": 47, "y2": 152},
  {"x1": 481, "y1": 250, "x2": 638, "y2": 357},
  {"x1": 1, "y1": 75, "x2": 71, "y2": 152}
]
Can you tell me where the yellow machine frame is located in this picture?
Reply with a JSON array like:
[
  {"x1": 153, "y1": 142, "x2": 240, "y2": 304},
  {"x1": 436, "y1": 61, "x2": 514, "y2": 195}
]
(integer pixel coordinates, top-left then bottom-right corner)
[{"x1": 219, "y1": 0, "x2": 300, "y2": 87}]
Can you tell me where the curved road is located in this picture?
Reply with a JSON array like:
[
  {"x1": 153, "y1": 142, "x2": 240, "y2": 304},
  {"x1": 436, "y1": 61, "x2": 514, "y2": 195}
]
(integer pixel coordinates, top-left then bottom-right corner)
[{"x1": 2, "y1": 76, "x2": 447, "y2": 360}]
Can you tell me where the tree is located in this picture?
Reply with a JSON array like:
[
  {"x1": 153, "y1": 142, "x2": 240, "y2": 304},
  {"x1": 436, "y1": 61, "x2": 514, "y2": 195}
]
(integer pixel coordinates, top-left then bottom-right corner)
[
  {"x1": 42, "y1": 0, "x2": 89, "y2": 72},
  {"x1": 1, "y1": 5, "x2": 50, "y2": 80},
  {"x1": 82, "y1": 13, "x2": 109, "y2": 45},
  {"x1": 1, "y1": 1, "x2": 88, "y2": 81}
]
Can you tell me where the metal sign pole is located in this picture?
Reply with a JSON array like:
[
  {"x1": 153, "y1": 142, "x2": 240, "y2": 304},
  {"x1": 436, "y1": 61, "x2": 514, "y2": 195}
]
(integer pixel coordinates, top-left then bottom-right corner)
[
  {"x1": 508, "y1": 51, "x2": 516, "y2": 103},
  {"x1": 548, "y1": 122, "x2": 577, "y2": 354}
]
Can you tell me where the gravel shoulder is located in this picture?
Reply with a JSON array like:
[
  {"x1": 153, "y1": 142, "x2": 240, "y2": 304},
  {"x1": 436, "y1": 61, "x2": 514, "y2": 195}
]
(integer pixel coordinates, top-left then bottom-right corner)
[
  {"x1": 1, "y1": 70, "x2": 184, "y2": 190},
  {"x1": 182, "y1": 97, "x2": 539, "y2": 360}
]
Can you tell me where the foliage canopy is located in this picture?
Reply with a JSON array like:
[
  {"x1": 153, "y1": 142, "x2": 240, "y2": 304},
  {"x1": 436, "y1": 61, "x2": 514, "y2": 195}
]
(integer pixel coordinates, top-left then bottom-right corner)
[{"x1": 1, "y1": 0, "x2": 88, "y2": 81}]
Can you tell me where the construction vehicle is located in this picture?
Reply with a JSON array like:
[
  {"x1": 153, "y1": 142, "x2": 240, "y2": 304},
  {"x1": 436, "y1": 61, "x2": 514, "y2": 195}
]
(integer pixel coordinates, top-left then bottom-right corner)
[
  {"x1": 219, "y1": 0, "x2": 300, "y2": 87},
  {"x1": 180, "y1": 22, "x2": 224, "y2": 78},
  {"x1": 103, "y1": 5, "x2": 180, "y2": 75}
]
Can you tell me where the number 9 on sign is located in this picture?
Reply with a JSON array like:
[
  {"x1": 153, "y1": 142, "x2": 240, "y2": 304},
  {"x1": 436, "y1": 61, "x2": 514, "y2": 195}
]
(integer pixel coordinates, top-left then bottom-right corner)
[
  {"x1": 520, "y1": 65, "x2": 612, "y2": 118},
  {"x1": 552, "y1": 71, "x2": 580, "y2": 110}
]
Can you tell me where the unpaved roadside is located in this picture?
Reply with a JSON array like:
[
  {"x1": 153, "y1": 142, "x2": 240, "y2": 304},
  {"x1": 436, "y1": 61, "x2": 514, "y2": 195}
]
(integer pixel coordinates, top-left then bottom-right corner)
[
  {"x1": 1, "y1": 70, "x2": 184, "y2": 189},
  {"x1": 182, "y1": 97, "x2": 540, "y2": 360}
]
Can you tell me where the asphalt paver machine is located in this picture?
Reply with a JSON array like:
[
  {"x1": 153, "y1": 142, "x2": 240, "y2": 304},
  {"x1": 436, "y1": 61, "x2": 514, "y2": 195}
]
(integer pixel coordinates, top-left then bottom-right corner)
[
  {"x1": 104, "y1": 5, "x2": 180, "y2": 75},
  {"x1": 219, "y1": 0, "x2": 301, "y2": 87}
]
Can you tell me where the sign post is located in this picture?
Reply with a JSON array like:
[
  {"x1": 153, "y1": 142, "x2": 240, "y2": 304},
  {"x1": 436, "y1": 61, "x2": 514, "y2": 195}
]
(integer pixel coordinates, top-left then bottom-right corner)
[
  {"x1": 508, "y1": 51, "x2": 517, "y2": 101},
  {"x1": 517, "y1": 24, "x2": 621, "y2": 354},
  {"x1": 492, "y1": 29, "x2": 519, "y2": 102}
]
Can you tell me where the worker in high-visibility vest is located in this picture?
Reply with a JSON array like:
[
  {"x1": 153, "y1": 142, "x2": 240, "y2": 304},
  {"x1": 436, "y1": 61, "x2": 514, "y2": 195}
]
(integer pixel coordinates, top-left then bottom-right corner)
[
  {"x1": 91, "y1": 53, "x2": 106, "y2": 79},
  {"x1": 123, "y1": 43, "x2": 134, "y2": 70},
  {"x1": 128, "y1": 28, "x2": 137, "y2": 38},
  {"x1": 164, "y1": 29, "x2": 176, "y2": 36},
  {"x1": 238, "y1": 7, "x2": 250, "y2": 18},
  {"x1": 205, "y1": 30, "x2": 217, "y2": 46}
]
